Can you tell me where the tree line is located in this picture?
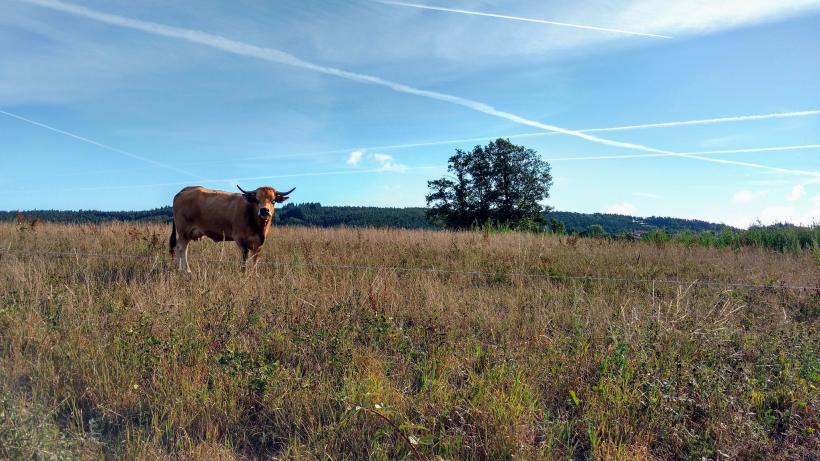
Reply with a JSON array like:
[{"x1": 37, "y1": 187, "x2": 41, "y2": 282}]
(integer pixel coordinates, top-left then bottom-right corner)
[{"x1": 2, "y1": 205, "x2": 732, "y2": 234}]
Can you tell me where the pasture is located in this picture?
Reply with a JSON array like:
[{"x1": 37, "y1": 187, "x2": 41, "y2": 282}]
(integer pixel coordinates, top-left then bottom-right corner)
[{"x1": 0, "y1": 222, "x2": 817, "y2": 459}]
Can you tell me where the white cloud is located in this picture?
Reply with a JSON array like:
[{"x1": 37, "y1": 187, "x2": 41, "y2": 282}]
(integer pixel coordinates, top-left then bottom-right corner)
[
  {"x1": 732, "y1": 190, "x2": 769, "y2": 204},
  {"x1": 805, "y1": 195, "x2": 820, "y2": 225},
  {"x1": 786, "y1": 184, "x2": 805, "y2": 201},
  {"x1": 615, "y1": 0, "x2": 820, "y2": 40},
  {"x1": 749, "y1": 196, "x2": 820, "y2": 226},
  {"x1": 346, "y1": 150, "x2": 364, "y2": 166},
  {"x1": 607, "y1": 202, "x2": 636, "y2": 215},
  {"x1": 685, "y1": 192, "x2": 820, "y2": 228},
  {"x1": 372, "y1": 153, "x2": 393, "y2": 163},
  {"x1": 372, "y1": 153, "x2": 408, "y2": 172},
  {"x1": 346, "y1": 150, "x2": 408, "y2": 172},
  {"x1": 757, "y1": 206, "x2": 795, "y2": 225}
]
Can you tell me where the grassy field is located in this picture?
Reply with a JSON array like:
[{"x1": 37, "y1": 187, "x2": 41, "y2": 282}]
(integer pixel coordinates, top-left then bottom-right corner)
[{"x1": 0, "y1": 222, "x2": 817, "y2": 460}]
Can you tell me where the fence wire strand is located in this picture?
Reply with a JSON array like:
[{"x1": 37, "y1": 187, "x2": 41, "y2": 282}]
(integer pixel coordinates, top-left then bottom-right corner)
[{"x1": 0, "y1": 247, "x2": 816, "y2": 292}]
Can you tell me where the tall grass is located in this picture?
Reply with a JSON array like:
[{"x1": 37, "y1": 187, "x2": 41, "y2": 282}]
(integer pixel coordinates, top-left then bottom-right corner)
[
  {"x1": 640, "y1": 225, "x2": 820, "y2": 254},
  {"x1": 0, "y1": 222, "x2": 817, "y2": 459}
]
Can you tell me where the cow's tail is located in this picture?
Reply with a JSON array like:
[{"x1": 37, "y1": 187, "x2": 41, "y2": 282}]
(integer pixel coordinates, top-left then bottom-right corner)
[{"x1": 169, "y1": 218, "x2": 177, "y2": 257}]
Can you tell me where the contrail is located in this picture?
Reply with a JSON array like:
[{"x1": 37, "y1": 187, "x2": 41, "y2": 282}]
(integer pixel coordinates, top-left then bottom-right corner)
[
  {"x1": 349, "y1": 109, "x2": 820, "y2": 152},
  {"x1": 582, "y1": 110, "x2": 820, "y2": 133},
  {"x1": 368, "y1": 109, "x2": 820, "y2": 151},
  {"x1": 15, "y1": 0, "x2": 819, "y2": 178},
  {"x1": 0, "y1": 109, "x2": 204, "y2": 180},
  {"x1": 376, "y1": 1, "x2": 671, "y2": 39},
  {"x1": 545, "y1": 144, "x2": 820, "y2": 162},
  {"x1": 105, "y1": 109, "x2": 820, "y2": 166},
  {"x1": 219, "y1": 110, "x2": 820, "y2": 163}
]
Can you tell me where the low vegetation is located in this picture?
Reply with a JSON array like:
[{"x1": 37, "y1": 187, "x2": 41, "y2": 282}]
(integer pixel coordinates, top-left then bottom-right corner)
[
  {"x1": 0, "y1": 222, "x2": 817, "y2": 459},
  {"x1": 640, "y1": 225, "x2": 820, "y2": 254},
  {"x1": 6, "y1": 207, "x2": 817, "y2": 255}
]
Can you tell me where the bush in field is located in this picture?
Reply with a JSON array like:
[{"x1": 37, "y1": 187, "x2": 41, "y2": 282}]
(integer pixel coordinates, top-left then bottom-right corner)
[
  {"x1": 586, "y1": 224, "x2": 607, "y2": 238},
  {"x1": 643, "y1": 228, "x2": 670, "y2": 244},
  {"x1": 549, "y1": 218, "x2": 566, "y2": 235}
]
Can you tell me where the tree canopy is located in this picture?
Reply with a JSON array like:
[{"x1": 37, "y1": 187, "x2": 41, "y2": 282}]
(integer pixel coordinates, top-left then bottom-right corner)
[{"x1": 425, "y1": 138, "x2": 553, "y2": 229}]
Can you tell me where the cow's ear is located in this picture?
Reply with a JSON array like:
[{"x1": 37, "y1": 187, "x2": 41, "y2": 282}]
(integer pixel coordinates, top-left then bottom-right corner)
[
  {"x1": 275, "y1": 187, "x2": 294, "y2": 203},
  {"x1": 243, "y1": 193, "x2": 259, "y2": 204}
]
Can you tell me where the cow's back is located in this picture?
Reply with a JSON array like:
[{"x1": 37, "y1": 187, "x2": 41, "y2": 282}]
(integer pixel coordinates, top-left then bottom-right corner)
[{"x1": 173, "y1": 187, "x2": 243, "y2": 242}]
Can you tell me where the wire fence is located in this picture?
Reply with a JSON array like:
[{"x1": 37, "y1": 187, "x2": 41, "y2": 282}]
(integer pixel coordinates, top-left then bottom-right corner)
[{"x1": 1, "y1": 247, "x2": 816, "y2": 292}]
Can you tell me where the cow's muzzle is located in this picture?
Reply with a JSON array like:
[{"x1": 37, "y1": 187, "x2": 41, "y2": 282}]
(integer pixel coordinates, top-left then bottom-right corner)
[{"x1": 259, "y1": 207, "x2": 272, "y2": 218}]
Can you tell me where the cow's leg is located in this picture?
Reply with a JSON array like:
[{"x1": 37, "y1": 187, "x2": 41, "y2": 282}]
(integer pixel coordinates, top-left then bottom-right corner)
[
  {"x1": 175, "y1": 238, "x2": 191, "y2": 273},
  {"x1": 172, "y1": 238, "x2": 181, "y2": 268},
  {"x1": 248, "y1": 247, "x2": 262, "y2": 272},
  {"x1": 237, "y1": 239, "x2": 250, "y2": 272}
]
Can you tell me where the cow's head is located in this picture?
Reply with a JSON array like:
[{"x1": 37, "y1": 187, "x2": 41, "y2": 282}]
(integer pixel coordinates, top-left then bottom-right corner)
[{"x1": 237, "y1": 185, "x2": 295, "y2": 220}]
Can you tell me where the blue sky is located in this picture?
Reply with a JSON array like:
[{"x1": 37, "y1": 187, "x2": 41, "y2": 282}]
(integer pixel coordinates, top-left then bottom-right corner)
[{"x1": 1, "y1": 0, "x2": 819, "y2": 227}]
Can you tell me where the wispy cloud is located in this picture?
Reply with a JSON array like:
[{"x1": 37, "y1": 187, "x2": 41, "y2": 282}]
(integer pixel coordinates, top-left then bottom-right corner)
[
  {"x1": 743, "y1": 179, "x2": 801, "y2": 186},
  {"x1": 19, "y1": 0, "x2": 820, "y2": 179},
  {"x1": 376, "y1": 0, "x2": 671, "y2": 39},
  {"x1": 634, "y1": 192, "x2": 663, "y2": 199},
  {"x1": 546, "y1": 144, "x2": 820, "y2": 163},
  {"x1": 615, "y1": 0, "x2": 820, "y2": 40},
  {"x1": 0, "y1": 108, "x2": 203, "y2": 180},
  {"x1": 732, "y1": 190, "x2": 769, "y2": 204},
  {"x1": 607, "y1": 202, "x2": 636, "y2": 215},
  {"x1": 346, "y1": 150, "x2": 364, "y2": 166}
]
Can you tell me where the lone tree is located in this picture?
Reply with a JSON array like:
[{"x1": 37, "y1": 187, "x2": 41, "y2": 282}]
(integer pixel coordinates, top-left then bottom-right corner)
[{"x1": 426, "y1": 138, "x2": 553, "y2": 229}]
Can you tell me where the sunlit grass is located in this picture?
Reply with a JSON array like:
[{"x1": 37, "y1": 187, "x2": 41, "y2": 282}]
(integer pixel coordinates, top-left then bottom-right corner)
[{"x1": 0, "y1": 222, "x2": 817, "y2": 459}]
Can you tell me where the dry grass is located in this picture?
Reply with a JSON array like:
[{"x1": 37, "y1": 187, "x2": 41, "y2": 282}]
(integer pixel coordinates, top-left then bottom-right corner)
[{"x1": 0, "y1": 222, "x2": 817, "y2": 460}]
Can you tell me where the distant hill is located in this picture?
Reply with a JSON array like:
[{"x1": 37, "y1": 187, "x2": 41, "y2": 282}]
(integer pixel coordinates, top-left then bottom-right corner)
[
  {"x1": 547, "y1": 211, "x2": 732, "y2": 234},
  {"x1": 2, "y1": 203, "x2": 733, "y2": 234}
]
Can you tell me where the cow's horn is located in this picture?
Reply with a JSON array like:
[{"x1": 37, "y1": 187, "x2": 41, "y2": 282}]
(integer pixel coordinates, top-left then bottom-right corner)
[
  {"x1": 277, "y1": 187, "x2": 296, "y2": 196},
  {"x1": 237, "y1": 185, "x2": 252, "y2": 195}
]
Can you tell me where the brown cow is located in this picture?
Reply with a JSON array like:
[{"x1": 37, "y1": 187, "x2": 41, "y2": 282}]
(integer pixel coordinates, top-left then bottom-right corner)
[{"x1": 169, "y1": 185, "x2": 294, "y2": 272}]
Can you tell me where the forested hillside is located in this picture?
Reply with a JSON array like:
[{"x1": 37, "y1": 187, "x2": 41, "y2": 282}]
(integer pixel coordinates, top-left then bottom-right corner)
[
  {"x1": 2, "y1": 203, "x2": 731, "y2": 234},
  {"x1": 548, "y1": 211, "x2": 731, "y2": 234}
]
